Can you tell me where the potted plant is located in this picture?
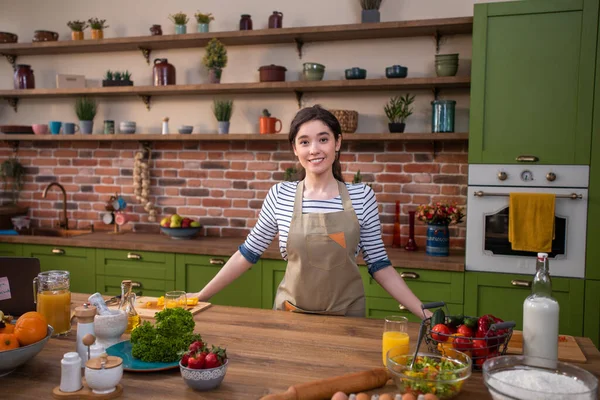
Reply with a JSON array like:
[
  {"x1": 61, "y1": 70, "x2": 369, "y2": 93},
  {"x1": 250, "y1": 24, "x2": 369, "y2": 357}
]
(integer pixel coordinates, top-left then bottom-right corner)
[
  {"x1": 213, "y1": 99, "x2": 233, "y2": 134},
  {"x1": 352, "y1": 170, "x2": 373, "y2": 188},
  {"x1": 384, "y1": 93, "x2": 415, "y2": 133},
  {"x1": 169, "y1": 12, "x2": 189, "y2": 34},
  {"x1": 203, "y1": 38, "x2": 227, "y2": 83},
  {"x1": 360, "y1": 0, "x2": 383, "y2": 23},
  {"x1": 88, "y1": 18, "x2": 108, "y2": 39},
  {"x1": 0, "y1": 156, "x2": 28, "y2": 230},
  {"x1": 75, "y1": 96, "x2": 97, "y2": 134},
  {"x1": 283, "y1": 167, "x2": 298, "y2": 182},
  {"x1": 103, "y1": 70, "x2": 134, "y2": 87},
  {"x1": 416, "y1": 202, "x2": 465, "y2": 257},
  {"x1": 195, "y1": 12, "x2": 214, "y2": 33},
  {"x1": 67, "y1": 20, "x2": 88, "y2": 40},
  {"x1": 259, "y1": 109, "x2": 282, "y2": 135}
]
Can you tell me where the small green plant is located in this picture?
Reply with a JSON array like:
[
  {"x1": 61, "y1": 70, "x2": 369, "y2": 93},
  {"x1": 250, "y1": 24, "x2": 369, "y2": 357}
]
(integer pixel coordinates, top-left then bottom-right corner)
[
  {"x1": 1, "y1": 157, "x2": 26, "y2": 204},
  {"x1": 213, "y1": 99, "x2": 233, "y2": 122},
  {"x1": 88, "y1": 18, "x2": 109, "y2": 30},
  {"x1": 262, "y1": 109, "x2": 271, "y2": 117},
  {"x1": 123, "y1": 70, "x2": 131, "y2": 81},
  {"x1": 113, "y1": 71, "x2": 122, "y2": 81},
  {"x1": 384, "y1": 93, "x2": 415, "y2": 123},
  {"x1": 104, "y1": 70, "x2": 113, "y2": 80},
  {"x1": 75, "y1": 97, "x2": 97, "y2": 121},
  {"x1": 352, "y1": 170, "x2": 373, "y2": 188},
  {"x1": 283, "y1": 167, "x2": 298, "y2": 182},
  {"x1": 203, "y1": 38, "x2": 228, "y2": 70},
  {"x1": 360, "y1": 0, "x2": 383, "y2": 10},
  {"x1": 169, "y1": 12, "x2": 189, "y2": 25},
  {"x1": 195, "y1": 12, "x2": 214, "y2": 24},
  {"x1": 67, "y1": 20, "x2": 88, "y2": 32}
]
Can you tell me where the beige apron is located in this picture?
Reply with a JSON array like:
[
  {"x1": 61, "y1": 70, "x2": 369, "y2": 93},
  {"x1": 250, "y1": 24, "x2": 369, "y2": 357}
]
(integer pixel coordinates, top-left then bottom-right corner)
[{"x1": 274, "y1": 180, "x2": 366, "y2": 317}]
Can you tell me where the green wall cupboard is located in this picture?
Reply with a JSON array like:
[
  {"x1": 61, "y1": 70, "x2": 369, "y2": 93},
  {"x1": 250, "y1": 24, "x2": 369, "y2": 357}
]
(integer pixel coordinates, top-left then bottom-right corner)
[
  {"x1": 464, "y1": 272, "x2": 584, "y2": 337},
  {"x1": 22, "y1": 244, "x2": 95, "y2": 293},
  {"x1": 0, "y1": 243, "x2": 21, "y2": 257},
  {"x1": 261, "y1": 259, "x2": 286, "y2": 309},
  {"x1": 176, "y1": 254, "x2": 262, "y2": 308},
  {"x1": 584, "y1": 280, "x2": 600, "y2": 348},
  {"x1": 469, "y1": 0, "x2": 598, "y2": 165}
]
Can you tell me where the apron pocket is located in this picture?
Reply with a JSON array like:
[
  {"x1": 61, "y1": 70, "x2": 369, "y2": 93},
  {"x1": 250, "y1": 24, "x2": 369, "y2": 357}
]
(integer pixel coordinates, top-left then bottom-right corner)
[{"x1": 306, "y1": 233, "x2": 346, "y2": 270}]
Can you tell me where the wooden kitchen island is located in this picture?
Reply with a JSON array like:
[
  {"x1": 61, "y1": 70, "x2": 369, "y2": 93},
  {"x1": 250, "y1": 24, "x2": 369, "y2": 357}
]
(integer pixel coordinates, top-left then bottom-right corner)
[{"x1": 4, "y1": 294, "x2": 600, "y2": 399}]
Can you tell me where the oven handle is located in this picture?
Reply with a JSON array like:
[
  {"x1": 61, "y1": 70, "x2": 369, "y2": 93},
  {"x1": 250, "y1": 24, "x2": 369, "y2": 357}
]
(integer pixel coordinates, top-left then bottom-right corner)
[
  {"x1": 511, "y1": 279, "x2": 532, "y2": 288},
  {"x1": 473, "y1": 191, "x2": 582, "y2": 200}
]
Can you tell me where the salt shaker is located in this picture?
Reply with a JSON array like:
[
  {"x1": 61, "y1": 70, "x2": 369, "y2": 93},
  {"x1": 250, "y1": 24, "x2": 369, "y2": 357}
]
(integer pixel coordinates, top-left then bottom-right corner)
[
  {"x1": 75, "y1": 304, "x2": 97, "y2": 367},
  {"x1": 60, "y1": 352, "x2": 82, "y2": 393},
  {"x1": 162, "y1": 117, "x2": 169, "y2": 134}
]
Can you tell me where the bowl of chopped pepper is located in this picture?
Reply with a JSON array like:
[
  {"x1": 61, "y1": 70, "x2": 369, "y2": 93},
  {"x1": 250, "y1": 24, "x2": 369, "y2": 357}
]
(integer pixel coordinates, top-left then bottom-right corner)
[{"x1": 386, "y1": 347, "x2": 472, "y2": 399}]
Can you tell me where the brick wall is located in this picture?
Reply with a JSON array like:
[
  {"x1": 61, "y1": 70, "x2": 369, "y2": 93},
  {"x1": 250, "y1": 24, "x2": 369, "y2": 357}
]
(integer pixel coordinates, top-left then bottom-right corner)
[{"x1": 0, "y1": 139, "x2": 468, "y2": 249}]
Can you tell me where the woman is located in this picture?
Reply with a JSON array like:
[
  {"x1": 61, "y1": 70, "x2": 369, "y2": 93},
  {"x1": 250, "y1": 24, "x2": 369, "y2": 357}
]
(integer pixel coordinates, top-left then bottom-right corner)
[{"x1": 190, "y1": 105, "x2": 430, "y2": 319}]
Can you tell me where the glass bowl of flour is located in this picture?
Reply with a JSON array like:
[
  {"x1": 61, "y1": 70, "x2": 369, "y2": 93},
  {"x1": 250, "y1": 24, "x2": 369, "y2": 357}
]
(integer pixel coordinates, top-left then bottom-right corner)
[{"x1": 483, "y1": 355, "x2": 598, "y2": 400}]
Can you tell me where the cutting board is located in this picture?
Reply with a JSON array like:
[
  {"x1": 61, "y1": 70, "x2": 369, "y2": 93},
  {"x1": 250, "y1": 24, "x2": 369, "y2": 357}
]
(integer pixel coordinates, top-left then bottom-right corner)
[
  {"x1": 108, "y1": 296, "x2": 211, "y2": 319},
  {"x1": 506, "y1": 330, "x2": 587, "y2": 363}
]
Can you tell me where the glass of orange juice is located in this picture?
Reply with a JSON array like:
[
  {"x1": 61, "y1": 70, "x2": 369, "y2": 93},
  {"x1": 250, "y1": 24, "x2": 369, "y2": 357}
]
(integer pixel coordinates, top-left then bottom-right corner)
[
  {"x1": 382, "y1": 315, "x2": 409, "y2": 366},
  {"x1": 164, "y1": 291, "x2": 187, "y2": 309},
  {"x1": 33, "y1": 270, "x2": 72, "y2": 336}
]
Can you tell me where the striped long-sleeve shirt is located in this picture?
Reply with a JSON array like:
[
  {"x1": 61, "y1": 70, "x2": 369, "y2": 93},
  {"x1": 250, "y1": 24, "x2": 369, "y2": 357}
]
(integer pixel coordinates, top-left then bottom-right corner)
[{"x1": 238, "y1": 181, "x2": 392, "y2": 276}]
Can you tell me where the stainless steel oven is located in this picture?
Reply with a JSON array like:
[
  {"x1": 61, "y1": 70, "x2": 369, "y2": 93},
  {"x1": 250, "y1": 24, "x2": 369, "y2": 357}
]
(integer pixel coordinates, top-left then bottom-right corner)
[{"x1": 466, "y1": 165, "x2": 589, "y2": 278}]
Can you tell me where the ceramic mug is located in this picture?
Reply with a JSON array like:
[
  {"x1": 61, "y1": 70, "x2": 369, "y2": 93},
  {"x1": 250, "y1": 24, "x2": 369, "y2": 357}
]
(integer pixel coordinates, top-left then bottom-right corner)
[
  {"x1": 49, "y1": 121, "x2": 62, "y2": 135},
  {"x1": 63, "y1": 122, "x2": 80, "y2": 135},
  {"x1": 111, "y1": 197, "x2": 127, "y2": 211}
]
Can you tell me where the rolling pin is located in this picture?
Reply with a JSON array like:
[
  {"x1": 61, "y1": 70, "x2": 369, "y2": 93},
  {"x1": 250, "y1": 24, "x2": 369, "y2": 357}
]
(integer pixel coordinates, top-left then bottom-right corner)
[{"x1": 260, "y1": 368, "x2": 389, "y2": 400}]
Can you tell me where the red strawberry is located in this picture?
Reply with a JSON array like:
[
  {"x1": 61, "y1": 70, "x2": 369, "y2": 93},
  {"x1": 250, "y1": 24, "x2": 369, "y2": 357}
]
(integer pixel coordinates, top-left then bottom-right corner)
[
  {"x1": 189, "y1": 340, "x2": 204, "y2": 354},
  {"x1": 188, "y1": 353, "x2": 206, "y2": 369},
  {"x1": 181, "y1": 353, "x2": 190, "y2": 367},
  {"x1": 204, "y1": 353, "x2": 220, "y2": 369}
]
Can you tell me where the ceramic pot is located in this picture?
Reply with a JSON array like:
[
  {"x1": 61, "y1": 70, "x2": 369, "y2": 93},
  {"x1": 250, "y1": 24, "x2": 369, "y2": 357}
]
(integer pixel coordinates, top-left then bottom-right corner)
[
  {"x1": 0, "y1": 31, "x2": 18, "y2": 43},
  {"x1": 153, "y1": 58, "x2": 176, "y2": 86},
  {"x1": 361, "y1": 9, "x2": 380, "y2": 23},
  {"x1": 388, "y1": 122, "x2": 405, "y2": 133},
  {"x1": 431, "y1": 100, "x2": 456, "y2": 133},
  {"x1": 197, "y1": 23, "x2": 209, "y2": 33},
  {"x1": 80, "y1": 120, "x2": 93, "y2": 135},
  {"x1": 71, "y1": 31, "x2": 84, "y2": 40},
  {"x1": 258, "y1": 64, "x2": 286, "y2": 82},
  {"x1": 426, "y1": 223, "x2": 450, "y2": 257},
  {"x1": 239, "y1": 14, "x2": 253, "y2": 30},
  {"x1": 208, "y1": 68, "x2": 222, "y2": 84},
  {"x1": 268, "y1": 11, "x2": 283, "y2": 28},
  {"x1": 150, "y1": 24, "x2": 162, "y2": 36},
  {"x1": 218, "y1": 121, "x2": 230, "y2": 134},
  {"x1": 175, "y1": 24, "x2": 187, "y2": 34},
  {"x1": 302, "y1": 63, "x2": 325, "y2": 81},
  {"x1": 259, "y1": 116, "x2": 282, "y2": 134},
  {"x1": 91, "y1": 29, "x2": 103, "y2": 40},
  {"x1": 33, "y1": 30, "x2": 58, "y2": 42},
  {"x1": 85, "y1": 354, "x2": 123, "y2": 395},
  {"x1": 14, "y1": 64, "x2": 35, "y2": 89}
]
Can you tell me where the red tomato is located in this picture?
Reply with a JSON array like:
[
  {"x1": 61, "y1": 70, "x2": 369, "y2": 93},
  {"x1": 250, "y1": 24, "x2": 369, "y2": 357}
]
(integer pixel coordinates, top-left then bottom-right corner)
[
  {"x1": 431, "y1": 324, "x2": 451, "y2": 342},
  {"x1": 457, "y1": 325, "x2": 474, "y2": 338},
  {"x1": 452, "y1": 336, "x2": 472, "y2": 351}
]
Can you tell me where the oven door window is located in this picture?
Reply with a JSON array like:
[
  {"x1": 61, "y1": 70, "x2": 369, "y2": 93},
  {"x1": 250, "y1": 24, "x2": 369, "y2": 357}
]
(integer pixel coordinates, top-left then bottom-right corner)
[{"x1": 484, "y1": 207, "x2": 566, "y2": 257}]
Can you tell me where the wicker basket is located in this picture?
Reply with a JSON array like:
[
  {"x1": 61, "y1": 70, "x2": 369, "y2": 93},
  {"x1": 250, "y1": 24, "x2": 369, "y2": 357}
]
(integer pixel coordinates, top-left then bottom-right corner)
[{"x1": 329, "y1": 109, "x2": 358, "y2": 133}]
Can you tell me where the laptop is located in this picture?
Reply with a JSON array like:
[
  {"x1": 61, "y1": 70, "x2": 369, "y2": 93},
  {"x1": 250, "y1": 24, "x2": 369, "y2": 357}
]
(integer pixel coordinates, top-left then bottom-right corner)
[{"x1": 0, "y1": 257, "x2": 40, "y2": 317}]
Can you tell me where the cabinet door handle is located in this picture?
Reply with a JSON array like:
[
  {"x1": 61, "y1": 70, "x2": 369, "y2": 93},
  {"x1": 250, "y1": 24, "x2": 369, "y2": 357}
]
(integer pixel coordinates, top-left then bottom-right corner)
[
  {"x1": 400, "y1": 272, "x2": 420, "y2": 280},
  {"x1": 398, "y1": 304, "x2": 407, "y2": 310},
  {"x1": 209, "y1": 258, "x2": 225, "y2": 265},
  {"x1": 516, "y1": 155, "x2": 539, "y2": 163},
  {"x1": 52, "y1": 248, "x2": 65, "y2": 255},
  {"x1": 511, "y1": 279, "x2": 531, "y2": 287},
  {"x1": 127, "y1": 253, "x2": 142, "y2": 260}
]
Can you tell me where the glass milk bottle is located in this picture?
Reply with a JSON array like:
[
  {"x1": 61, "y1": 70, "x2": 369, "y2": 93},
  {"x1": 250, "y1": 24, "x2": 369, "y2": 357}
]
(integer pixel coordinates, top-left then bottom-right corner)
[
  {"x1": 523, "y1": 253, "x2": 559, "y2": 366},
  {"x1": 33, "y1": 270, "x2": 72, "y2": 336}
]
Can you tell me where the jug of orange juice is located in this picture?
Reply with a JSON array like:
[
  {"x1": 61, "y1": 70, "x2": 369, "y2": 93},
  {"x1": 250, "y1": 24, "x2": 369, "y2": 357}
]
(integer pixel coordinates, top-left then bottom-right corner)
[{"x1": 33, "y1": 270, "x2": 71, "y2": 336}]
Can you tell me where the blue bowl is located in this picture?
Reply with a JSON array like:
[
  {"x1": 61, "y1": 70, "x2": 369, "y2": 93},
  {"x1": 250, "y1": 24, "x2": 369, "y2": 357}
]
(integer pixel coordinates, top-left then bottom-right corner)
[
  {"x1": 345, "y1": 67, "x2": 367, "y2": 80},
  {"x1": 160, "y1": 226, "x2": 201, "y2": 240},
  {"x1": 385, "y1": 65, "x2": 408, "y2": 79}
]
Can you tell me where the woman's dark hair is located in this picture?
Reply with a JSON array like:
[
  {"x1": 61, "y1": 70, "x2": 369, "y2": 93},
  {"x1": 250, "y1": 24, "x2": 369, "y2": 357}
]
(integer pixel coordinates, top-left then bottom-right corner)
[{"x1": 288, "y1": 105, "x2": 344, "y2": 182}]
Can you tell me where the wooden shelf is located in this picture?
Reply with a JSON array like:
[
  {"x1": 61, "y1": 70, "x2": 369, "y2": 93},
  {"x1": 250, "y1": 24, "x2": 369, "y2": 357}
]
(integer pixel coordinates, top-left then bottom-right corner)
[
  {"x1": 0, "y1": 77, "x2": 470, "y2": 99},
  {"x1": 0, "y1": 132, "x2": 469, "y2": 142},
  {"x1": 0, "y1": 18, "x2": 473, "y2": 57}
]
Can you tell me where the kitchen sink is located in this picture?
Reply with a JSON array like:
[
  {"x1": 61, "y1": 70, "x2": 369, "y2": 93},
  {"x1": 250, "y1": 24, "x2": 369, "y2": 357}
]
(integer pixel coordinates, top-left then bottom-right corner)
[{"x1": 27, "y1": 228, "x2": 94, "y2": 238}]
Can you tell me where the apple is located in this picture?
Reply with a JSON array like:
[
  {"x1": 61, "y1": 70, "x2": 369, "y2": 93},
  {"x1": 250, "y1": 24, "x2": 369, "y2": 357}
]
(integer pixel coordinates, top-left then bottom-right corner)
[
  {"x1": 190, "y1": 221, "x2": 201, "y2": 228},
  {"x1": 170, "y1": 220, "x2": 182, "y2": 228},
  {"x1": 160, "y1": 217, "x2": 171, "y2": 228},
  {"x1": 182, "y1": 218, "x2": 191, "y2": 228}
]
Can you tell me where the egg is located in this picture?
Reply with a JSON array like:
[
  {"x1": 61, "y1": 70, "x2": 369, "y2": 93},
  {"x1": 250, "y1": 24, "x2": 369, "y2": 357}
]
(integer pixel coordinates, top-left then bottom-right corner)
[
  {"x1": 423, "y1": 395, "x2": 439, "y2": 400},
  {"x1": 379, "y1": 394, "x2": 394, "y2": 400},
  {"x1": 401, "y1": 394, "x2": 417, "y2": 400},
  {"x1": 356, "y1": 393, "x2": 370, "y2": 400},
  {"x1": 331, "y1": 392, "x2": 349, "y2": 400}
]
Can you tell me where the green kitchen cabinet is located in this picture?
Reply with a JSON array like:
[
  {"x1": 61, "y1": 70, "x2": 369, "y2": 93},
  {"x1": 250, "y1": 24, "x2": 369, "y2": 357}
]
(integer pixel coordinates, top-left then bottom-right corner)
[
  {"x1": 96, "y1": 275, "x2": 175, "y2": 297},
  {"x1": 0, "y1": 243, "x2": 22, "y2": 257},
  {"x1": 464, "y1": 272, "x2": 584, "y2": 336},
  {"x1": 22, "y1": 244, "x2": 96, "y2": 293},
  {"x1": 261, "y1": 259, "x2": 286, "y2": 309},
  {"x1": 176, "y1": 254, "x2": 262, "y2": 308},
  {"x1": 366, "y1": 297, "x2": 463, "y2": 323},
  {"x1": 469, "y1": 0, "x2": 599, "y2": 164},
  {"x1": 584, "y1": 280, "x2": 600, "y2": 349}
]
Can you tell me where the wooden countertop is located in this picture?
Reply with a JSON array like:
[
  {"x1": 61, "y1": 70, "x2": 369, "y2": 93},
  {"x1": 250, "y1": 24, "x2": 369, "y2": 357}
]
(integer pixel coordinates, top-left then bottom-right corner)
[
  {"x1": 4, "y1": 294, "x2": 600, "y2": 399},
  {"x1": 0, "y1": 232, "x2": 465, "y2": 272}
]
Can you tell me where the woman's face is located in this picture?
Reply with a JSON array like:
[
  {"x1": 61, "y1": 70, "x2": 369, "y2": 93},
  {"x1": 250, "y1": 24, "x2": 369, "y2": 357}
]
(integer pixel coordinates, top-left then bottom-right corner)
[{"x1": 293, "y1": 119, "x2": 341, "y2": 178}]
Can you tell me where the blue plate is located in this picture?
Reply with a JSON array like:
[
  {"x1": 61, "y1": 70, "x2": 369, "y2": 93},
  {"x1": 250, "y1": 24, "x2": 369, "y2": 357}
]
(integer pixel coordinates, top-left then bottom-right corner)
[{"x1": 106, "y1": 340, "x2": 179, "y2": 372}]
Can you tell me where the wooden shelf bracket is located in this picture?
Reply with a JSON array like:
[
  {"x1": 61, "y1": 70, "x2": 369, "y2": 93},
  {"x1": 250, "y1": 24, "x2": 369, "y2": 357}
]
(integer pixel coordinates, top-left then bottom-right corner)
[
  {"x1": 294, "y1": 38, "x2": 304, "y2": 59},
  {"x1": 5, "y1": 97, "x2": 18, "y2": 112},
  {"x1": 139, "y1": 95, "x2": 151, "y2": 110},
  {"x1": 294, "y1": 90, "x2": 303, "y2": 109},
  {"x1": 433, "y1": 29, "x2": 443, "y2": 54},
  {"x1": 2, "y1": 53, "x2": 17, "y2": 70},
  {"x1": 138, "y1": 47, "x2": 151, "y2": 65}
]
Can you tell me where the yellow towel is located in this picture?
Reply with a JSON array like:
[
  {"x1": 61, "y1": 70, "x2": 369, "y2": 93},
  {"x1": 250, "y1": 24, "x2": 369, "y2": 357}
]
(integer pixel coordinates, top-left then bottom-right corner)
[{"x1": 508, "y1": 193, "x2": 555, "y2": 252}]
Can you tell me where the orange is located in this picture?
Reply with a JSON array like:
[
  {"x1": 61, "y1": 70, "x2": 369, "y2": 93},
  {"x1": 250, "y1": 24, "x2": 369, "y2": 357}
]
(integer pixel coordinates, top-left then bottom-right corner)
[
  {"x1": 14, "y1": 314, "x2": 47, "y2": 346},
  {"x1": 0, "y1": 333, "x2": 19, "y2": 351},
  {"x1": 0, "y1": 323, "x2": 15, "y2": 334}
]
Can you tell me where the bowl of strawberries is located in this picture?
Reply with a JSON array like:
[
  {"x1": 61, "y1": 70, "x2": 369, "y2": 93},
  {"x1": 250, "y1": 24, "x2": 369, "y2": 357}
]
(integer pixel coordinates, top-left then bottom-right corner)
[{"x1": 180, "y1": 340, "x2": 228, "y2": 391}]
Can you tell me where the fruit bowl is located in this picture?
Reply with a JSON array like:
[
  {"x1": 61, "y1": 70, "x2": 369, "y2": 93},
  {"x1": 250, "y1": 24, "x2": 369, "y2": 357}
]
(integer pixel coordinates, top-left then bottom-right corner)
[
  {"x1": 0, "y1": 325, "x2": 53, "y2": 377},
  {"x1": 180, "y1": 359, "x2": 228, "y2": 391},
  {"x1": 160, "y1": 226, "x2": 201, "y2": 240}
]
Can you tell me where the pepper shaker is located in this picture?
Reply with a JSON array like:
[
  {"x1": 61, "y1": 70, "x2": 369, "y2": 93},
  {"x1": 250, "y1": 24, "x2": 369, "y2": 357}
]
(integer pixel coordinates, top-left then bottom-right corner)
[
  {"x1": 75, "y1": 304, "x2": 97, "y2": 367},
  {"x1": 60, "y1": 352, "x2": 83, "y2": 393}
]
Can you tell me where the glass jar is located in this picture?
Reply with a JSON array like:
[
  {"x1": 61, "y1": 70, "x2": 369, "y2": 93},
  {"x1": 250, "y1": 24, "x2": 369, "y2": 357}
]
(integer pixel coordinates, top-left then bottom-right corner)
[
  {"x1": 240, "y1": 14, "x2": 253, "y2": 30},
  {"x1": 14, "y1": 64, "x2": 35, "y2": 89},
  {"x1": 118, "y1": 280, "x2": 140, "y2": 334},
  {"x1": 33, "y1": 270, "x2": 71, "y2": 336},
  {"x1": 431, "y1": 100, "x2": 456, "y2": 133}
]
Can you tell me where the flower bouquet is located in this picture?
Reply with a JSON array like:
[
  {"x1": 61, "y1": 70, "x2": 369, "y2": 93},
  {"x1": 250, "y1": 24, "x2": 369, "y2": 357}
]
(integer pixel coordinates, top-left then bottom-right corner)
[{"x1": 416, "y1": 202, "x2": 465, "y2": 225}]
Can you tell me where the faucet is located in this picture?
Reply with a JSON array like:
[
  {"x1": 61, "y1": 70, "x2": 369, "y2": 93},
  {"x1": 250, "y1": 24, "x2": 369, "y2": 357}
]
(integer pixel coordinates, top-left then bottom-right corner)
[{"x1": 42, "y1": 182, "x2": 68, "y2": 230}]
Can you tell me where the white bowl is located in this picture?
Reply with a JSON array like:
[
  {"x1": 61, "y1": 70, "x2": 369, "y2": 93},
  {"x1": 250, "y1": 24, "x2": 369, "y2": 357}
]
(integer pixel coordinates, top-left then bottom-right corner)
[{"x1": 85, "y1": 358, "x2": 123, "y2": 394}]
